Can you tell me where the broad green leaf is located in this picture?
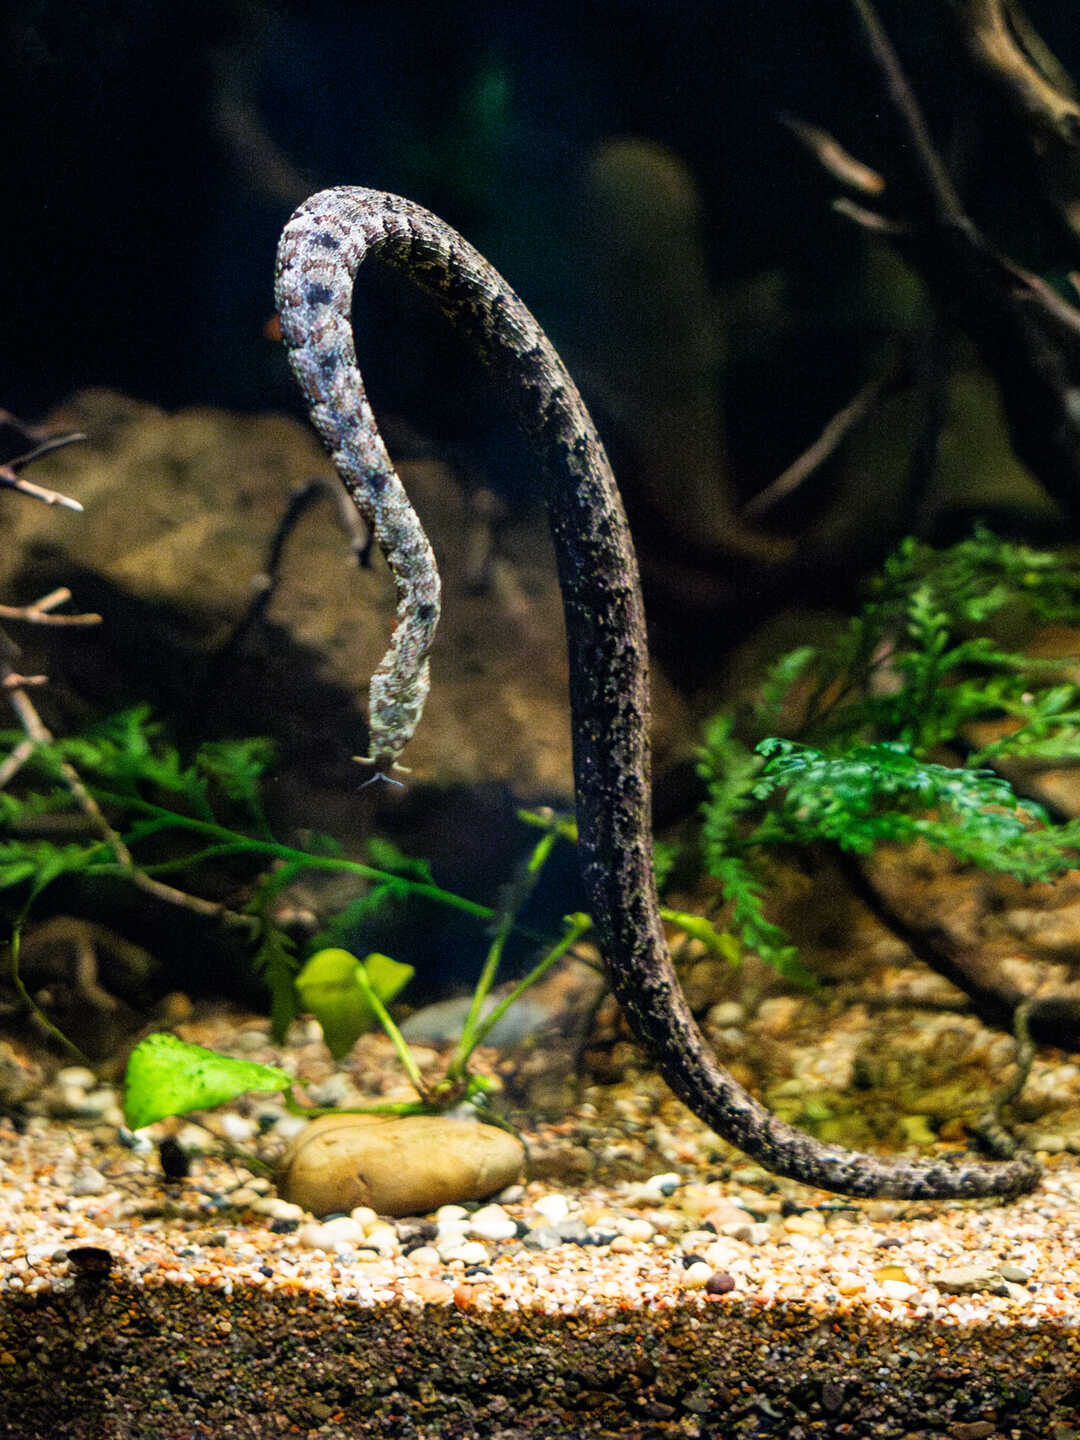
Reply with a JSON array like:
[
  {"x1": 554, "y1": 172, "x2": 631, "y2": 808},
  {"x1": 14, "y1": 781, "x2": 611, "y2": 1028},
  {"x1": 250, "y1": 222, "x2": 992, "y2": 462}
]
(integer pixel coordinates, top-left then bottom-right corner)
[
  {"x1": 123, "y1": 1032, "x2": 290, "y2": 1129},
  {"x1": 295, "y1": 948, "x2": 414, "y2": 1059}
]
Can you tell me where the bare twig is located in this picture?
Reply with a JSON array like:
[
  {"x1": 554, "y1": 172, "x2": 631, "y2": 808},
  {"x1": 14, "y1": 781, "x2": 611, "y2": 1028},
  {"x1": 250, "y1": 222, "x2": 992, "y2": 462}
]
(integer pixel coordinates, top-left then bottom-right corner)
[
  {"x1": 843, "y1": 850, "x2": 1080, "y2": 1050},
  {"x1": 0, "y1": 470, "x2": 84, "y2": 511},
  {"x1": 850, "y1": 0, "x2": 966, "y2": 222},
  {"x1": 779, "y1": 113, "x2": 885, "y2": 195},
  {"x1": 831, "y1": 197, "x2": 907, "y2": 235},
  {"x1": 0, "y1": 739, "x2": 35, "y2": 790},
  {"x1": 0, "y1": 431, "x2": 87, "y2": 512},
  {"x1": 0, "y1": 587, "x2": 101, "y2": 626},
  {"x1": 962, "y1": 0, "x2": 1080, "y2": 146},
  {"x1": 218, "y1": 475, "x2": 369, "y2": 658},
  {"x1": 743, "y1": 367, "x2": 899, "y2": 519},
  {"x1": 843, "y1": 0, "x2": 1080, "y2": 516}
]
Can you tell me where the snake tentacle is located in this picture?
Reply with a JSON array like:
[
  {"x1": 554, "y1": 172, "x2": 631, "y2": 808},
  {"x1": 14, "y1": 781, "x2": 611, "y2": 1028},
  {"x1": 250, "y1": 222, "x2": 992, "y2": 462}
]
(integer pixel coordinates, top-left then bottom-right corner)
[{"x1": 275, "y1": 186, "x2": 1038, "y2": 1199}]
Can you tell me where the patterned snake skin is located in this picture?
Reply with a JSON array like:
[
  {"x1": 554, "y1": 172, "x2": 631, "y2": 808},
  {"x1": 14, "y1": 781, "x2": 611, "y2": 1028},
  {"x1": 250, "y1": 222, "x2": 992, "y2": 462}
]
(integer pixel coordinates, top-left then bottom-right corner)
[{"x1": 275, "y1": 187, "x2": 1039, "y2": 1199}]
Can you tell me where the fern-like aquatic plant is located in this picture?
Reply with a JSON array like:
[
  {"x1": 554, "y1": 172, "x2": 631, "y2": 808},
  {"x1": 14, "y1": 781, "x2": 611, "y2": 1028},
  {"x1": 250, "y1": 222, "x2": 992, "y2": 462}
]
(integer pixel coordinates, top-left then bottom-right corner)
[{"x1": 697, "y1": 528, "x2": 1080, "y2": 975}]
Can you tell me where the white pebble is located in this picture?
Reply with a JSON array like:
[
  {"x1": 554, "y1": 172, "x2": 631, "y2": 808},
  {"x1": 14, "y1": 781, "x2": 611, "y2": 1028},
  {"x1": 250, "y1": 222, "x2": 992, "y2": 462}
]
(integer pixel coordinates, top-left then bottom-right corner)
[
  {"x1": 880, "y1": 1279, "x2": 918, "y2": 1302},
  {"x1": 679, "y1": 1230, "x2": 720, "y2": 1252},
  {"x1": 435, "y1": 1218, "x2": 470, "y2": 1244},
  {"x1": 440, "y1": 1241, "x2": 489, "y2": 1266},
  {"x1": 619, "y1": 1218, "x2": 655, "y2": 1244},
  {"x1": 272, "y1": 1114, "x2": 309, "y2": 1142},
  {"x1": 406, "y1": 1246, "x2": 441, "y2": 1268},
  {"x1": 469, "y1": 1205, "x2": 517, "y2": 1241},
  {"x1": 348, "y1": 1206, "x2": 378, "y2": 1231},
  {"x1": 681, "y1": 1261, "x2": 714, "y2": 1289},
  {"x1": 57, "y1": 1067, "x2": 97, "y2": 1090},
  {"x1": 218, "y1": 1113, "x2": 256, "y2": 1144},
  {"x1": 297, "y1": 1217, "x2": 368, "y2": 1251},
  {"x1": 531, "y1": 1193, "x2": 569, "y2": 1225},
  {"x1": 365, "y1": 1223, "x2": 399, "y2": 1255},
  {"x1": 250, "y1": 1196, "x2": 307, "y2": 1222},
  {"x1": 435, "y1": 1204, "x2": 469, "y2": 1223}
]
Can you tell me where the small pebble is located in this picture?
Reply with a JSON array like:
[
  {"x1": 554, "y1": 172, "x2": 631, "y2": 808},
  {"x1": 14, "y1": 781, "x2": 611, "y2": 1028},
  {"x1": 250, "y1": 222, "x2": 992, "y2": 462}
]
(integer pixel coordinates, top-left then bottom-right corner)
[
  {"x1": 250, "y1": 1197, "x2": 307, "y2": 1222},
  {"x1": 440, "y1": 1241, "x2": 489, "y2": 1266},
  {"x1": 531, "y1": 1194, "x2": 569, "y2": 1225},
  {"x1": 705, "y1": 1271, "x2": 736, "y2": 1296},
  {"x1": 365, "y1": 1222, "x2": 398, "y2": 1255},
  {"x1": 297, "y1": 1217, "x2": 370, "y2": 1251},
  {"x1": 521, "y1": 1227, "x2": 561, "y2": 1252},
  {"x1": 619, "y1": 1217, "x2": 655, "y2": 1243},
  {"x1": 880, "y1": 1279, "x2": 919, "y2": 1302},
  {"x1": 783, "y1": 1212, "x2": 825, "y2": 1237},
  {"x1": 554, "y1": 1219, "x2": 591, "y2": 1245},
  {"x1": 999, "y1": 1263, "x2": 1031, "y2": 1284},
  {"x1": 435, "y1": 1205, "x2": 470, "y2": 1223},
  {"x1": 405, "y1": 1246, "x2": 441, "y2": 1269},
  {"x1": 218, "y1": 1113, "x2": 257, "y2": 1145},
  {"x1": 681, "y1": 1261, "x2": 713, "y2": 1289},
  {"x1": 468, "y1": 1204, "x2": 517, "y2": 1241},
  {"x1": 69, "y1": 1165, "x2": 108, "y2": 1197},
  {"x1": 933, "y1": 1264, "x2": 1003, "y2": 1294}
]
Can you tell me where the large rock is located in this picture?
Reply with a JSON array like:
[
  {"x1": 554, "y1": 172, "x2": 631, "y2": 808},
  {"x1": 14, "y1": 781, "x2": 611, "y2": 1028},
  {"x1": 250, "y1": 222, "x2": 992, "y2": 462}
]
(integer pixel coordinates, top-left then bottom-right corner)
[
  {"x1": 277, "y1": 1112, "x2": 525, "y2": 1217},
  {"x1": 3, "y1": 389, "x2": 689, "y2": 808}
]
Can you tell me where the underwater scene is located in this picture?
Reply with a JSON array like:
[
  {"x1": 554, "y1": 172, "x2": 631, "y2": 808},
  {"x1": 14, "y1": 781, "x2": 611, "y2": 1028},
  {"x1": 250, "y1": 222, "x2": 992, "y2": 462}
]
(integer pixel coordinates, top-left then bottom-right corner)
[{"x1": 3, "y1": 2, "x2": 1080, "y2": 1436}]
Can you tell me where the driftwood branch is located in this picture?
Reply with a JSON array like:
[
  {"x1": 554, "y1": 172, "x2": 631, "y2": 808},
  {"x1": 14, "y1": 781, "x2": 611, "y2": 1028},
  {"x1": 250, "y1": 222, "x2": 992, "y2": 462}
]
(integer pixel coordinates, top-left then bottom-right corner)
[{"x1": 791, "y1": 3, "x2": 1080, "y2": 520}]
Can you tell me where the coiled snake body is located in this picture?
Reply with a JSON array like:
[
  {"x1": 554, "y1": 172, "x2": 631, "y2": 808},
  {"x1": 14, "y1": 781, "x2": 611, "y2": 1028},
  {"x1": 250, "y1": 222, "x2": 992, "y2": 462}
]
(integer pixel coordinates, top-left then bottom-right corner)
[{"x1": 276, "y1": 186, "x2": 1038, "y2": 1199}]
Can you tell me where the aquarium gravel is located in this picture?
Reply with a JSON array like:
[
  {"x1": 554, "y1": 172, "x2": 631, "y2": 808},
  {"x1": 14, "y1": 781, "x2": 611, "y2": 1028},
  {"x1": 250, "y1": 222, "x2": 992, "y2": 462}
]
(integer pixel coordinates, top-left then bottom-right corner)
[{"x1": 1, "y1": 1024, "x2": 1080, "y2": 1437}]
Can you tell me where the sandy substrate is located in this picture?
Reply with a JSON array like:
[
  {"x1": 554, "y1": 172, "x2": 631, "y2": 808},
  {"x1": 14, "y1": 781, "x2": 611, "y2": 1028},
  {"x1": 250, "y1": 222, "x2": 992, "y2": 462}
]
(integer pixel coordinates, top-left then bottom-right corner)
[{"x1": 1, "y1": 1037, "x2": 1079, "y2": 1440}]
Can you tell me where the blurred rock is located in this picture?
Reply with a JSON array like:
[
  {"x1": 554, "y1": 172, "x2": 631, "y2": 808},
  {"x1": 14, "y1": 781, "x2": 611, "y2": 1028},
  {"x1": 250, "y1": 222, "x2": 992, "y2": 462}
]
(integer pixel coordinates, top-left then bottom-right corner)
[{"x1": 3, "y1": 389, "x2": 689, "y2": 818}]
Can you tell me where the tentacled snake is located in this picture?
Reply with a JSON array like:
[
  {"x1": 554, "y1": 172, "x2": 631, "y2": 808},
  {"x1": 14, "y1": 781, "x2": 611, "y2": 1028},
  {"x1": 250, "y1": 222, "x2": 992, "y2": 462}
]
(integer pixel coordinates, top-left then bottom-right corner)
[{"x1": 275, "y1": 186, "x2": 1038, "y2": 1199}]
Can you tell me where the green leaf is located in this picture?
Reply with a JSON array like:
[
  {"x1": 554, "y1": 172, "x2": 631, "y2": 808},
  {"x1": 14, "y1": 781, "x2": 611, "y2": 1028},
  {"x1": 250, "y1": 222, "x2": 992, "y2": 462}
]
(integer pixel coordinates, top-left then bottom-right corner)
[
  {"x1": 0, "y1": 840, "x2": 103, "y2": 895},
  {"x1": 123, "y1": 1032, "x2": 291, "y2": 1129},
  {"x1": 661, "y1": 907, "x2": 742, "y2": 964},
  {"x1": 295, "y1": 948, "x2": 414, "y2": 1059}
]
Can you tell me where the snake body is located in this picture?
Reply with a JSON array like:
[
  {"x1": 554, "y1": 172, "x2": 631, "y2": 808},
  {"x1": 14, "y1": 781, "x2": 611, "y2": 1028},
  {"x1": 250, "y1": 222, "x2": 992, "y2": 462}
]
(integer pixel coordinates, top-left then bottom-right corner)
[{"x1": 275, "y1": 186, "x2": 1039, "y2": 1199}]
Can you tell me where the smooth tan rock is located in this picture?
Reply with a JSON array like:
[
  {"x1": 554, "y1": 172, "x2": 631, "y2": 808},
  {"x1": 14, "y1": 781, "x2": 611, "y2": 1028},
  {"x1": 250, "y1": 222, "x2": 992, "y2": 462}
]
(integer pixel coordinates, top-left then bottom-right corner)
[{"x1": 277, "y1": 1113, "x2": 525, "y2": 1218}]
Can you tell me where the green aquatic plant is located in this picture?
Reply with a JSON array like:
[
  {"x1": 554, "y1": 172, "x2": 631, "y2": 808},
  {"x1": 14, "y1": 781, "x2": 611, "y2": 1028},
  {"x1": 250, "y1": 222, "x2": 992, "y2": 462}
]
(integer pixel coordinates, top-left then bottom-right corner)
[
  {"x1": 0, "y1": 705, "x2": 490, "y2": 1039},
  {"x1": 294, "y1": 948, "x2": 415, "y2": 1061},
  {"x1": 0, "y1": 702, "x2": 731, "y2": 1126},
  {"x1": 697, "y1": 528, "x2": 1080, "y2": 976}
]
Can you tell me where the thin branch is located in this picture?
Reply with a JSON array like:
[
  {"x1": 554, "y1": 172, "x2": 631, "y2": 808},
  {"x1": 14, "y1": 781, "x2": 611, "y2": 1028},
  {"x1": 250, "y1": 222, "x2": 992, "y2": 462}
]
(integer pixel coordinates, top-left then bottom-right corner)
[
  {"x1": 0, "y1": 587, "x2": 101, "y2": 626},
  {"x1": 0, "y1": 468, "x2": 84, "y2": 512},
  {"x1": 831, "y1": 197, "x2": 907, "y2": 235},
  {"x1": 779, "y1": 113, "x2": 885, "y2": 195},
  {"x1": 743, "y1": 366, "x2": 898, "y2": 519},
  {"x1": 849, "y1": 0, "x2": 967, "y2": 222},
  {"x1": 218, "y1": 475, "x2": 368, "y2": 657},
  {"x1": 962, "y1": 0, "x2": 1080, "y2": 146},
  {"x1": 0, "y1": 432, "x2": 87, "y2": 512},
  {"x1": 0, "y1": 739, "x2": 35, "y2": 790}
]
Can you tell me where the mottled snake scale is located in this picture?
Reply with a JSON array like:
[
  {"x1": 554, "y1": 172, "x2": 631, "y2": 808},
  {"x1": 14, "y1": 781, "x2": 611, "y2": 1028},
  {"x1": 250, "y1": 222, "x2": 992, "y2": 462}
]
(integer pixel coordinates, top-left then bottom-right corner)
[{"x1": 275, "y1": 187, "x2": 1038, "y2": 1199}]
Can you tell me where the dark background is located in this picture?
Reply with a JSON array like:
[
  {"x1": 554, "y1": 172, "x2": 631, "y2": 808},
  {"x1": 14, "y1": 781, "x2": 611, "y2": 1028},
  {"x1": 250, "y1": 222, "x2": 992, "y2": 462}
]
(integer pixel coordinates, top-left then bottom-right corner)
[
  {"x1": 6, "y1": 0, "x2": 1074, "y2": 454},
  {"x1": 4, "y1": 1, "x2": 1080, "y2": 1004}
]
